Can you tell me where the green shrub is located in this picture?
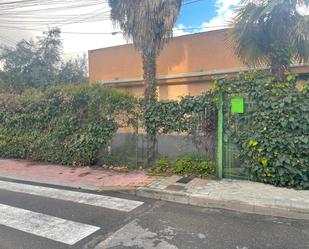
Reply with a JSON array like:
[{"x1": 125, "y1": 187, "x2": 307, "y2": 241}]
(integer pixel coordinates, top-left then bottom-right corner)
[
  {"x1": 152, "y1": 153, "x2": 216, "y2": 177},
  {"x1": 0, "y1": 84, "x2": 137, "y2": 166},
  {"x1": 152, "y1": 157, "x2": 173, "y2": 175},
  {"x1": 173, "y1": 153, "x2": 216, "y2": 176}
]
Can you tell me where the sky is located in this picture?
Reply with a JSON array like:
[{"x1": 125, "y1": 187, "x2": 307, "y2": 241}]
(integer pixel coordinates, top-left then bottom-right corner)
[{"x1": 0, "y1": 0, "x2": 241, "y2": 57}]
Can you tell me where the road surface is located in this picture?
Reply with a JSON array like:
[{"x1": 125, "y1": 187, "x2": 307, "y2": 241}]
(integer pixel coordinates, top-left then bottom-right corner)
[{"x1": 0, "y1": 178, "x2": 308, "y2": 249}]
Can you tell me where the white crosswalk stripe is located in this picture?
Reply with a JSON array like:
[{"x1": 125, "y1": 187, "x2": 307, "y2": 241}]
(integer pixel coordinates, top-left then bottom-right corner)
[
  {"x1": 0, "y1": 180, "x2": 144, "y2": 212},
  {"x1": 0, "y1": 203, "x2": 100, "y2": 245},
  {"x1": 0, "y1": 180, "x2": 145, "y2": 245}
]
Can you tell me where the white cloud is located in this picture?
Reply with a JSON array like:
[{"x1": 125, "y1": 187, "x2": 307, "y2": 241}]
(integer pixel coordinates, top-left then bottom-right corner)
[
  {"x1": 173, "y1": 24, "x2": 192, "y2": 37},
  {"x1": 201, "y1": 0, "x2": 309, "y2": 32},
  {"x1": 200, "y1": 0, "x2": 241, "y2": 31},
  {"x1": 172, "y1": 0, "x2": 241, "y2": 35},
  {"x1": 297, "y1": 4, "x2": 309, "y2": 15},
  {"x1": 0, "y1": 0, "x2": 244, "y2": 56}
]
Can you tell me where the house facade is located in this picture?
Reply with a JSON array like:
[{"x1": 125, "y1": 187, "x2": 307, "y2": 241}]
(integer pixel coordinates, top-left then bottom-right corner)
[
  {"x1": 88, "y1": 29, "x2": 309, "y2": 100},
  {"x1": 88, "y1": 29, "x2": 309, "y2": 166}
]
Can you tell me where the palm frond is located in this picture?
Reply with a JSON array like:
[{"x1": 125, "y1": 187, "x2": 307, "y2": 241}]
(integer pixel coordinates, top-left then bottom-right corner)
[
  {"x1": 229, "y1": 2, "x2": 270, "y2": 66},
  {"x1": 230, "y1": 0, "x2": 309, "y2": 68},
  {"x1": 291, "y1": 15, "x2": 309, "y2": 64},
  {"x1": 108, "y1": 0, "x2": 182, "y2": 55}
]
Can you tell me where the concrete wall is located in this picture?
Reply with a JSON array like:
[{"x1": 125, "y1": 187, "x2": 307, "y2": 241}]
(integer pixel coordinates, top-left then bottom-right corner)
[
  {"x1": 88, "y1": 29, "x2": 247, "y2": 100},
  {"x1": 88, "y1": 29, "x2": 309, "y2": 100},
  {"x1": 110, "y1": 133, "x2": 208, "y2": 165},
  {"x1": 88, "y1": 29, "x2": 246, "y2": 82}
]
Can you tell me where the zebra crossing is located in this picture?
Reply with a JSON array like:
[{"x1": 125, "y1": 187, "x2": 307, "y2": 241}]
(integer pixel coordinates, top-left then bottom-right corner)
[
  {"x1": 0, "y1": 180, "x2": 144, "y2": 212},
  {"x1": 0, "y1": 179, "x2": 145, "y2": 247}
]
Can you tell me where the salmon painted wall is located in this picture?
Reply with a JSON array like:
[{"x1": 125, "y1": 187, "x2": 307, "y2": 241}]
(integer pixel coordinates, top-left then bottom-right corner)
[
  {"x1": 88, "y1": 29, "x2": 309, "y2": 100},
  {"x1": 88, "y1": 29, "x2": 246, "y2": 83}
]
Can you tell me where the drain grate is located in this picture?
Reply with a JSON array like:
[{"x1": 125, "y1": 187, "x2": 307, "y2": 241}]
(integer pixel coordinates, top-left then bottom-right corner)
[{"x1": 176, "y1": 176, "x2": 195, "y2": 184}]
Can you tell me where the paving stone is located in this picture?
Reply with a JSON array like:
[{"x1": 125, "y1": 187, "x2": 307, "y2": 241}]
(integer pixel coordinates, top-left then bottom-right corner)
[
  {"x1": 138, "y1": 176, "x2": 309, "y2": 219},
  {"x1": 165, "y1": 185, "x2": 186, "y2": 191}
]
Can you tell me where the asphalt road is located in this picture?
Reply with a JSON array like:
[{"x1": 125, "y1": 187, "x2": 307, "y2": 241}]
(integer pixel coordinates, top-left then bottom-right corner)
[{"x1": 0, "y1": 178, "x2": 308, "y2": 249}]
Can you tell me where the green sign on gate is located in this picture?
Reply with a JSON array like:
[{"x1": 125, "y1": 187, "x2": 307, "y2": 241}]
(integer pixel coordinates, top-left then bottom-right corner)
[
  {"x1": 231, "y1": 96, "x2": 244, "y2": 113},
  {"x1": 217, "y1": 93, "x2": 250, "y2": 180}
]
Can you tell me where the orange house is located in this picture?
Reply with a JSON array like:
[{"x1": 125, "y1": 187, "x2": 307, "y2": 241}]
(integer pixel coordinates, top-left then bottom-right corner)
[
  {"x1": 88, "y1": 29, "x2": 309, "y2": 164},
  {"x1": 88, "y1": 29, "x2": 309, "y2": 100}
]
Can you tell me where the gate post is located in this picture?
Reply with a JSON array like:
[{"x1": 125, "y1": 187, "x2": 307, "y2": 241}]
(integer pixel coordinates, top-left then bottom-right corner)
[{"x1": 217, "y1": 92, "x2": 224, "y2": 179}]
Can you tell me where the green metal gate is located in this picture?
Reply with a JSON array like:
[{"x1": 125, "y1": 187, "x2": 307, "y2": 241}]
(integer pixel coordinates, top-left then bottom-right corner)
[{"x1": 217, "y1": 92, "x2": 251, "y2": 179}]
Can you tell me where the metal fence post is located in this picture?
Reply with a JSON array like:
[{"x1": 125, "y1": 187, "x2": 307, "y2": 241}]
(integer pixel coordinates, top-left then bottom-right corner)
[{"x1": 217, "y1": 92, "x2": 224, "y2": 179}]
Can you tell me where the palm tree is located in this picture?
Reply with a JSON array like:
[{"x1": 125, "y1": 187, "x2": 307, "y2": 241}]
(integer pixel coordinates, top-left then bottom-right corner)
[
  {"x1": 108, "y1": 0, "x2": 182, "y2": 164},
  {"x1": 108, "y1": 0, "x2": 182, "y2": 102},
  {"x1": 230, "y1": 0, "x2": 309, "y2": 81}
]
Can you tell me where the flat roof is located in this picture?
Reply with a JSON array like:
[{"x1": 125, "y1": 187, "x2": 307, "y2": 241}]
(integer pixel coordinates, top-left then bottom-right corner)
[{"x1": 88, "y1": 28, "x2": 229, "y2": 53}]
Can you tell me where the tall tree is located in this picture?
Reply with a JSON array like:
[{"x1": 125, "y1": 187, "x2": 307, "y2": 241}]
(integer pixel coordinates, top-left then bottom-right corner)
[
  {"x1": 108, "y1": 0, "x2": 182, "y2": 164},
  {"x1": 37, "y1": 28, "x2": 62, "y2": 86},
  {"x1": 0, "y1": 28, "x2": 88, "y2": 92},
  {"x1": 58, "y1": 55, "x2": 88, "y2": 84},
  {"x1": 230, "y1": 0, "x2": 309, "y2": 81}
]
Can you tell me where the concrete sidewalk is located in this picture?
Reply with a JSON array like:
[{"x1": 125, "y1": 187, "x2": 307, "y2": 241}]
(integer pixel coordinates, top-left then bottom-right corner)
[
  {"x1": 0, "y1": 159, "x2": 156, "y2": 191},
  {"x1": 134, "y1": 175, "x2": 309, "y2": 220},
  {"x1": 1, "y1": 159, "x2": 308, "y2": 220}
]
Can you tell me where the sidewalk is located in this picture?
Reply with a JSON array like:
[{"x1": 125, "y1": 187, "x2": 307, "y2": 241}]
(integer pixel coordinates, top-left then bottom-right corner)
[
  {"x1": 0, "y1": 159, "x2": 156, "y2": 191},
  {"x1": 1, "y1": 159, "x2": 308, "y2": 220},
  {"x1": 134, "y1": 175, "x2": 309, "y2": 220}
]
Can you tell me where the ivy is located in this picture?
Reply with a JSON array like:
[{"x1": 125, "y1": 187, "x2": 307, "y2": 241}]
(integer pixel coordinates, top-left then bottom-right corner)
[
  {"x1": 143, "y1": 91, "x2": 218, "y2": 159},
  {"x1": 216, "y1": 72, "x2": 309, "y2": 189},
  {"x1": 144, "y1": 71, "x2": 309, "y2": 189},
  {"x1": 144, "y1": 91, "x2": 217, "y2": 134},
  {"x1": 0, "y1": 85, "x2": 137, "y2": 166}
]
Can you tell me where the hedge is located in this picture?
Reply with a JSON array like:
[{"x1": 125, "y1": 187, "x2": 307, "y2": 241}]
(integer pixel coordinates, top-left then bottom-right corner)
[
  {"x1": 215, "y1": 73, "x2": 309, "y2": 189},
  {"x1": 144, "y1": 72, "x2": 309, "y2": 189},
  {"x1": 0, "y1": 84, "x2": 137, "y2": 166}
]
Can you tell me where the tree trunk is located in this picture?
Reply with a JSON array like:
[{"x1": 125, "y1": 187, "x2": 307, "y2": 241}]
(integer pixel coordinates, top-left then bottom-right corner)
[
  {"x1": 142, "y1": 51, "x2": 157, "y2": 166},
  {"x1": 142, "y1": 52, "x2": 157, "y2": 103},
  {"x1": 271, "y1": 60, "x2": 287, "y2": 82}
]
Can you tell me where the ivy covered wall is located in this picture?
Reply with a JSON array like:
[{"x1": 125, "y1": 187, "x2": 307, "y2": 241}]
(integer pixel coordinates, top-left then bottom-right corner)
[{"x1": 0, "y1": 85, "x2": 137, "y2": 166}]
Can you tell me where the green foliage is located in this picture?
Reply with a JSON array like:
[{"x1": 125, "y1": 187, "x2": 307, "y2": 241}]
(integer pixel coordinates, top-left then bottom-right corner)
[
  {"x1": 152, "y1": 153, "x2": 216, "y2": 177},
  {"x1": 216, "y1": 72, "x2": 309, "y2": 189},
  {"x1": 0, "y1": 28, "x2": 88, "y2": 93},
  {"x1": 230, "y1": 0, "x2": 309, "y2": 81},
  {"x1": 173, "y1": 153, "x2": 216, "y2": 177},
  {"x1": 57, "y1": 55, "x2": 88, "y2": 84},
  {"x1": 270, "y1": 44, "x2": 292, "y2": 67},
  {"x1": 109, "y1": 0, "x2": 183, "y2": 165},
  {"x1": 144, "y1": 92, "x2": 217, "y2": 134},
  {"x1": 152, "y1": 157, "x2": 173, "y2": 175},
  {"x1": 143, "y1": 91, "x2": 218, "y2": 159},
  {"x1": 0, "y1": 85, "x2": 137, "y2": 166}
]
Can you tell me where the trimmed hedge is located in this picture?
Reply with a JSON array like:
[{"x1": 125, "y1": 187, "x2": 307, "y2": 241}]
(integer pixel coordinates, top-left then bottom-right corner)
[{"x1": 0, "y1": 84, "x2": 137, "y2": 166}]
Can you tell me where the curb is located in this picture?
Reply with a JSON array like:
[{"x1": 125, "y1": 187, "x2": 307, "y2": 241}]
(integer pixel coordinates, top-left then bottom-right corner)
[
  {"x1": 0, "y1": 174, "x2": 99, "y2": 191},
  {"x1": 0, "y1": 174, "x2": 143, "y2": 193},
  {"x1": 134, "y1": 187, "x2": 309, "y2": 220}
]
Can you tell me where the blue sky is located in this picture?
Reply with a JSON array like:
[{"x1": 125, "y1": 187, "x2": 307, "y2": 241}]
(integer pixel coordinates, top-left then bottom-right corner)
[
  {"x1": 172, "y1": 0, "x2": 241, "y2": 36},
  {"x1": 177, "y1": 0, "x2": 217, "y2": 27}
]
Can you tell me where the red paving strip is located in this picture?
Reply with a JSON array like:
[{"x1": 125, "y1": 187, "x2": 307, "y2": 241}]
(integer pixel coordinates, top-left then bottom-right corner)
[{"x1": 0, "y1": 160, "x2": 157, "y2": 189}]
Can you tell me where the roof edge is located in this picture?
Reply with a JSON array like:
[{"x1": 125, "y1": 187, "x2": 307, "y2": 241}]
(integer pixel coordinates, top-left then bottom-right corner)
[{"x1": 88, "y1": 28, "x2": 229, "y2": 53}]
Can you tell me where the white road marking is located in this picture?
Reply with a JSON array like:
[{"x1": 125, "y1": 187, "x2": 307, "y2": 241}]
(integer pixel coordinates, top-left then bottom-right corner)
[
  {"x1": 0, "y1": 180, "x2": 143, "y2": 212},
  {"x1": 0, "y1": 203, "x2": 100, "y2": 245}
]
